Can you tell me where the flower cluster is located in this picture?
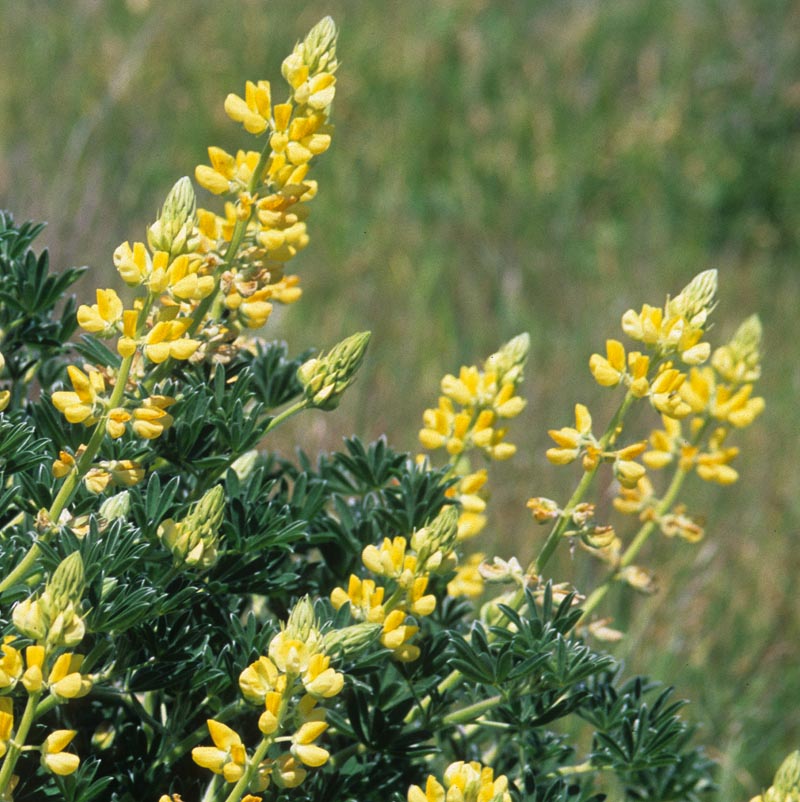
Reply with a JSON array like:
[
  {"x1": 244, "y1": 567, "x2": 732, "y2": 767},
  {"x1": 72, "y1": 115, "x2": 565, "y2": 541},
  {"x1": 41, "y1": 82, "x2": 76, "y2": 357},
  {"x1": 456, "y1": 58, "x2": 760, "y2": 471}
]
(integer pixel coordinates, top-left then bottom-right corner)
[
  {"x1": 195, "y1": 16, "x2": 337, "y2": 331},
  {"x1": 416, "y1": 336, "x2": 529, "y2": 599},
  {"x1": 1, "y1": 554, "x2": 91, "y2": 781},
  {"x1": 192, "y1": 599, "x2": 343, "y2": 795},
  {"x1": 331, "y1": 507, "x2": 458, "y2": 661},
  {"x1": 408, "y1": 760, "x2": 512, "y2": 802}
]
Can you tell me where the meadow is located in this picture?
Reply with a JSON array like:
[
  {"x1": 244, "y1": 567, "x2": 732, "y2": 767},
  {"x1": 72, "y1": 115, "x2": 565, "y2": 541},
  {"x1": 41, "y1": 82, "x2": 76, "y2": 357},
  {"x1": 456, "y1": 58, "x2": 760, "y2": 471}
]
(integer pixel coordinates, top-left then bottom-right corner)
[{"x1": 1, "y1": 1, "x2": 798, "y2": 798}]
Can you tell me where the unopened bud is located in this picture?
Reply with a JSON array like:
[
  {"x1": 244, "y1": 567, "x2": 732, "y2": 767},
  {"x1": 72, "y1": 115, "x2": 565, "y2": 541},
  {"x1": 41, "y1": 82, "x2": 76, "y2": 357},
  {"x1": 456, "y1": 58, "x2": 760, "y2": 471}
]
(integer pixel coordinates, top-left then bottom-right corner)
[
  {"x1": 485, "y1": 333, "x2": 530, "y2": 385},
  {"x1": 667, "y1": 269, "x2": 717, "y2": 326},
  {"x1": 147, "y1": 177, "x2": 198, "y2": 258},
  {"x1": 322, "y1": 623, "x2": 381, "y2": 657},
  {"x1": 773, "y1": 750, "x2": 800, "y2": 796},
  {"x1": 285, "y1": 596, "x2": 318, "y2": 642},
  {"x1": 231, "y1": 449, "x2": 259, "y2": 481},
  {"x1": 47, "y1": 552, "x2": 85, "y2": 612},
  {"x1": 99, "y1": 490, "x2": 131, "y2": 522},
  {"x1": 301, "y1": 16, "x2": 338, "y2": 75},
  {"x1": 297, "y1": 331, "x2": 371, "y2": 410},
  {"x1": 158, "y1": 485, "x2": 224, "y2": 570},
  {"x1": 712, "y1": 313, "x2": 763, "y2": 384},
  {"x1": 410, "y1": 506, "x2": 459, "y2": 567}
]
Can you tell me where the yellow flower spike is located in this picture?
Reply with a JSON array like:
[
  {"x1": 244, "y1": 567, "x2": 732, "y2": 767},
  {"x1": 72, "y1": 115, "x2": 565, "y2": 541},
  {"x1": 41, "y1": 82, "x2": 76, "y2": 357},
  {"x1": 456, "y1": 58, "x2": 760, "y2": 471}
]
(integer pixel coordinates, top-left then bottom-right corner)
[
  {"x1": 589, "y1": 339, "x2": 626, "y2": 387},
  {"x1": 41, "y1": 729, "x2": 80, "y2": 776}
]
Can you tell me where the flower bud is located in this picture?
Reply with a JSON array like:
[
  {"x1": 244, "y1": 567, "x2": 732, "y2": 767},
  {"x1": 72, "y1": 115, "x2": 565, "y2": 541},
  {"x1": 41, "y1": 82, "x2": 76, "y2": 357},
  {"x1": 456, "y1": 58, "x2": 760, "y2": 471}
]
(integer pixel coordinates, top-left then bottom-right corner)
[
  {"x1": 147, "y1": 177, "x2": 198, "y2": 258},
  {"x1": 285, "y1": 596, "x2": 318, "y2": 642},
  {"x1": 484, "y1": 333, "x2": 530, "y2": 386},
  {"x1": 98, "y1": 490, "x2": 131, "y2": 522},
  {"x1": 712, "y1": 313, "x2": 763, "y2": 384},
  {"x1": 47, "y1": 552, "x2": 85, "y2": 614},
  {"x1": 667, "y1": 269, "x2": 717, "y2": 326},
  {"x1": 297, "y1": 331, "x2": 371, "y2": 410},
  {"x1": 410, "y1": 506, "x2": 459, "y2": 568},
  {"x1": 322, "y1": 623, "x2": 382, "y2": 657},
  {"x1": 300, "y1": 16, "x2": 338, "y2": 76},
  {"x1": 159, "y1": 485, "x2": 223, "y2": 571}
]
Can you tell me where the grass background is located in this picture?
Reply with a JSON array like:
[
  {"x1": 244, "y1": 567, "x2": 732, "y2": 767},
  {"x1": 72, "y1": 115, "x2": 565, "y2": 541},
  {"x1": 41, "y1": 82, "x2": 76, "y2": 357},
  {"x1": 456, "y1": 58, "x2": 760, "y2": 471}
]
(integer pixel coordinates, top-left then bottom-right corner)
[{"x1": 1, "y1": 0, "x2": 798, "y2": 797}]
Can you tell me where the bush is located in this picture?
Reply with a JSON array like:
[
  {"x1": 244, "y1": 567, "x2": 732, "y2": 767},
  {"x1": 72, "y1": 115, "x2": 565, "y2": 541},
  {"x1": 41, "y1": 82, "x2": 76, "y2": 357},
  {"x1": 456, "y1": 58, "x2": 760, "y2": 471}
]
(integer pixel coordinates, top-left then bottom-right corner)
[{"x1": 0, "y1": 17, "x2": 773, "y2": 802}]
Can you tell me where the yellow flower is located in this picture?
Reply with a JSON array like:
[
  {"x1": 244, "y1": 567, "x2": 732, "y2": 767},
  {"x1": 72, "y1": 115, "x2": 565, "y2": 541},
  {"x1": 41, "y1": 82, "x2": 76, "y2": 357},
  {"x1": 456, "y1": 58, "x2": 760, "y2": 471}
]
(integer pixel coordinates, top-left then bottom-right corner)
[
  {"x1": 195, "y1": 147, "x2": 261, "y2": 196},
  {"x1": 40, "y1": 729, "x2": 80, "y2": 776},
  {"x1": 589, "y1": 339, "x2": 626, "y2": 387},
  {"x1": 48, "y1": 652, "x2": 92, "y2": 700},
  {"x1": 649, "y1": 366, "x2": 691, "y2": 418},
  {"x1": 0, "y1": 698, "x2": 13, "y2": 760},
  {"x1": 330, "y1": 575, "x2": 386, "y2": 623},
  {"x1": 408, "y1": 775, "x2": 446, "y2": 802},
  {"x1": 192, "y1": 720, "x2": 247, "y2": 783},
  {"x1": 447, "y1": 553, "x2": 485, "y2": 598},
  {"x1": 301, "y1": 653, "x2": 344, "y2": 699},
  {"x1": 380, "y1": 609, "x2": 419, "y2": 660},
  {"x1": 77, "y1": 288, "x2": 124, "y2": 334},
  {"x1": 362, "y1": 536, "x2": 411, "y2": 580},
  {"x1": 51, "y1": 365, "x2": 106, "y2": 425},
  {"x1": 239, "y1": 655, "x2": 280, "y2": 705},
  {"x1": 143, "y1": 318, "x2": 199, "y2": 364},
  {"x1": 546, "y1": 403, "x2": 596, "y2": 465},
  {"x1": 132, "y1": 395, "x2": 175, "y2": 439},
  {"x1": 291, "y1": 720, "x2": 329, "y2": 767},
  {"x1": 410, "y1": 761, "x2": 512, "y2": 802},
  {"x1": 224, "y1": 79, "x2": 272, "y2": 135}
]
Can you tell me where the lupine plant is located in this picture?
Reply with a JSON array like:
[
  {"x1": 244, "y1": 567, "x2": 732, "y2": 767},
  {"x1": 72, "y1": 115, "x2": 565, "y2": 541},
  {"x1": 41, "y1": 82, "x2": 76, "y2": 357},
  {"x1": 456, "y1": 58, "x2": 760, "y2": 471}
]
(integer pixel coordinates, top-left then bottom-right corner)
[{"x1": 0, "y1": 16, "x2": 776, "y2": 802}]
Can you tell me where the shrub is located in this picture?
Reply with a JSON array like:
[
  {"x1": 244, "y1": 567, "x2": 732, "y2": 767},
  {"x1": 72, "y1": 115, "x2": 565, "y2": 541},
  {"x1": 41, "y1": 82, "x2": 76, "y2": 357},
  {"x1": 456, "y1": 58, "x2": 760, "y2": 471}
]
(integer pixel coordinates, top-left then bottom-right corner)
[{"x1": 0, "y1": 17, "x2": 771, "y2": 802}]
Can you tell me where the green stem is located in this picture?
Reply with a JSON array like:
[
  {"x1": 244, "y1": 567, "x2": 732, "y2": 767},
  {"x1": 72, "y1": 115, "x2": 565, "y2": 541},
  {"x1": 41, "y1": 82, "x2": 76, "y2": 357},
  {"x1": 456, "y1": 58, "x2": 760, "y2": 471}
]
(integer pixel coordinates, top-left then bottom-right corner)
[
  {"x1": 200, "y1": 774, "x2": 223, "y2": 802},
  {"x1": 577, "y1": 464, "x2": 689, "y2": 627},
  {"x1": 577, "y1": 415, "x2": 714, "y2": 627},
  {"x1": 262, "y1": 399, "x2": 308, "y2": 436},
  {"x1": 441, "y1": 694, "x2": 502, "y2": 727},
  {"x1": 220, "y1": 734, "x2": 272, "y2": 802},
  {"x1": 532, "y1": 391, "x2": 636, "y2": 576},
  {"x1": 0, "y1": 691, "x2": 42, "y2": 794}
]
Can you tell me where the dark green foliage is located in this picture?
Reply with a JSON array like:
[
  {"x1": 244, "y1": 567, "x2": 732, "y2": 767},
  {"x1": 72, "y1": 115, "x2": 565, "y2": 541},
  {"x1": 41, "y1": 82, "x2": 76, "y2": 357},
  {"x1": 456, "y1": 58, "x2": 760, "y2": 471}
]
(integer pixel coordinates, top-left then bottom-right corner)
[{"x1": 0, "y1": 222, "x2": 715, "y2": 801}]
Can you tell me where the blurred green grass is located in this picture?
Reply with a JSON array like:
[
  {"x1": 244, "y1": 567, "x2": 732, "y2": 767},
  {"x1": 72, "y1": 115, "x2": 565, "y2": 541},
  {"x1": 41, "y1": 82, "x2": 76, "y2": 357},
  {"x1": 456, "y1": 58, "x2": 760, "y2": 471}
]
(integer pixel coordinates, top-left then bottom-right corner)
[{"x1": 1, "y1": 0, "x2": 798, "y2": 796}]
